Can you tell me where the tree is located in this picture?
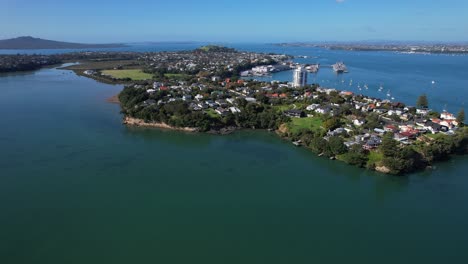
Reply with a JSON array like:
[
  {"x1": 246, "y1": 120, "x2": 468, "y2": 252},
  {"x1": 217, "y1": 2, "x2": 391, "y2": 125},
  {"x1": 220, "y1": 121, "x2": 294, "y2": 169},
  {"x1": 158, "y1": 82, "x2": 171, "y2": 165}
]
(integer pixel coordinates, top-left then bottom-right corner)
[
  {"x1": 416, "y1": 94, "x2": 429, "y2": 109},
  {"x1": 323, "y1": 117, "x2": 342, "y2": 131},
  {"x1": 328, "y1": 136, "x2": 347, "y2": 156},
  {"x1": 342, "y1": 145, "x2": 369, "y2": 167},
  {"x1": 363, "y1": 113, "x2": 380, "y2": 130},
  {"x1": 380, "y1": 133, "x2": 398, "y2": 157},
  {"x1": 382, "y1": 145, "x2": 424, "y2": 175},
  {"x1": 457, "y1": 108, "x2": 465, "y2": 125},
  {"x1": 310, "y1": 137, "x2": 328, "y2": 154}
]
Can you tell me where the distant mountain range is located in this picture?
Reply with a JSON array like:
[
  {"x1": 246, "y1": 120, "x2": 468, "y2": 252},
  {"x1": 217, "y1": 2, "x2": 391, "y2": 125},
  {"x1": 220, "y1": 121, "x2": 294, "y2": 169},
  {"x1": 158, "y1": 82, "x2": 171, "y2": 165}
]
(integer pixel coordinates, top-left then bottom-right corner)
[{"x1": 0, "y1": 36, "x2": 127, "y2": 50}]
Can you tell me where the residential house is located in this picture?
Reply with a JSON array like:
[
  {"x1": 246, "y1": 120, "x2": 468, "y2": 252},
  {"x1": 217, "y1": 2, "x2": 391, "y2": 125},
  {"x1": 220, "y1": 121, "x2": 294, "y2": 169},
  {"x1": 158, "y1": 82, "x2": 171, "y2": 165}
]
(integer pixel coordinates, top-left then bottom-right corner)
[
  {"x1": 416, "y1": 108, "x2": 431, "y2": 116},
  {"x1": 306, "y1": 104, "x2": 320, "y2": 111},
  {"x1": 195, "y1": 94, "x2": 204, "y2": 101},
  {"x1": 182, "y1": 95, "x2": 192, "y2": 101},
  {"x1": 315, "y1": 106, "x2": 331, "y2": 115},
  {"x1": 353, "y1": 119, "x2": 365, "y2": 127},
  {"x1": 424, "y1": 120, "x2": 449, "y2": 134},
  {"x1": 245, "y1": 97, "x2": 257, "y2": 103},
  {"x1": 226, "y1": 98, "x2": 236, "y2": 105},
  {"x1": 215, "y1": 107, "x2": 230, "y2": 116},
  {"x1": 229, "y1": 107, "x2": 241, "y2": 114}
]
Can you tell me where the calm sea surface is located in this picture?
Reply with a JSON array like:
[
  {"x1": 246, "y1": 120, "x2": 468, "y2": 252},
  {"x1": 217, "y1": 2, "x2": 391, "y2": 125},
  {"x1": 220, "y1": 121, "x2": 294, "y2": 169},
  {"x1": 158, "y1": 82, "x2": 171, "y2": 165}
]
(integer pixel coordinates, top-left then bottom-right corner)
[{"x1": 1, "y1": 45, "x2": 468, "y2": 263}]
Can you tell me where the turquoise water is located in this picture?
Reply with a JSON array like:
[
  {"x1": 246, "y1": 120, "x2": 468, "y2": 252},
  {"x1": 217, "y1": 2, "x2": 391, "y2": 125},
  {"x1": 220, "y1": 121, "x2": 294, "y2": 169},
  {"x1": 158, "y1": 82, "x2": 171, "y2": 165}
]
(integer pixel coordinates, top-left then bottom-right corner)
[{"x1": 1, "y1": 53, "x2": 468, "y2": 263}]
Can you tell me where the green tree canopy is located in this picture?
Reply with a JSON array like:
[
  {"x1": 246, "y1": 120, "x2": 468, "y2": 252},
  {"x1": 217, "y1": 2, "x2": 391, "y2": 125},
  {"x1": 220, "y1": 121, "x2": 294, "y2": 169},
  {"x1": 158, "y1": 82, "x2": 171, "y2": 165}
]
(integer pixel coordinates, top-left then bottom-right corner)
[
  {"x1": 457, "y1": 108, "x2": 465, "y2": 125},
  {"x1": 342, "y1": 144, "x2": 369, "y2": 168},
  {"x1": 380, "y1": 133, "x2": 399, "y2": 157},
  {"x1": 416, "y1": 94, "x2": 429, "y2": 109},
  {"x1": 328, "y1": 136, "x2": 347, "y2": 156},
  {"x1": 323, "y1": 117, "x2": 342, "y2": 131}
]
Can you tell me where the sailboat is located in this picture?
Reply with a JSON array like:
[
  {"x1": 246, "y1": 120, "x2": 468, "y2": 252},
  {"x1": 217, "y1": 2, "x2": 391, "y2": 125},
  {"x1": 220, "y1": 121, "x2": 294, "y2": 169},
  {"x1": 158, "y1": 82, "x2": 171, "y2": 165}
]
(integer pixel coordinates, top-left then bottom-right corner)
[
  {"x1": 378, "y1": 84, "x2": 383, "y2": 92},
  {"x1": 386, "y1": 90, "x2": 391, "y2": 97}
]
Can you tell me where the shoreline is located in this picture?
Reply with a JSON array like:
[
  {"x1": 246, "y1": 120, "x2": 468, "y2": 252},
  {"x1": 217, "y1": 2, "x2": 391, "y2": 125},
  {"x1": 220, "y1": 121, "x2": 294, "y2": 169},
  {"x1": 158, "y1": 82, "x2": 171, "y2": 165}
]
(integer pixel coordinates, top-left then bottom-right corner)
[
  {"x1": 123, "y1": 117, "x2": 198, "y2": 132},
  {"x1": 107, "y1": 94, "x2": 120, "y2": 104},
  {"x1": 120, "y1": 116, "x2": 404, "y2": 176}
]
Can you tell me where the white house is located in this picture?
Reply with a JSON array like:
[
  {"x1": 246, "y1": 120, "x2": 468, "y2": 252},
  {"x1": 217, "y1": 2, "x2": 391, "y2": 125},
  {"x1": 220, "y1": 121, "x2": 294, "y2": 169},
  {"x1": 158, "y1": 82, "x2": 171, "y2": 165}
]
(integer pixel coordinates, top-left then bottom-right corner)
[
  {"x1": 416, "y1": 108, "x2": 431, "y2": 115},
  {"x1": 245, "y1": 97, "x2": 257, "y2": 103},
  {"x1": 182, "y1": 95, "x2": 192, "y2": 101},
  {"x1": 306, "y1": 104, "x2": 320, "y2": 111},
  {"x1": 353, "y1": 119, "x2": 365, "y2": 127},
  {"x1": 315, "y1": 107, "x2": 331, "y2": 115},
  {"x1": 440, "y1": 112, "x2": 456, "y2": 120},
  {"x1": 229, "y1": 107, "x2": 241, "y2": 114},
  {"x1": 195, "y1": 94, "x2": 204, "y2": 101},
  {"x1": 226, "y1": 98, "x2": 236, "y2": 105}
]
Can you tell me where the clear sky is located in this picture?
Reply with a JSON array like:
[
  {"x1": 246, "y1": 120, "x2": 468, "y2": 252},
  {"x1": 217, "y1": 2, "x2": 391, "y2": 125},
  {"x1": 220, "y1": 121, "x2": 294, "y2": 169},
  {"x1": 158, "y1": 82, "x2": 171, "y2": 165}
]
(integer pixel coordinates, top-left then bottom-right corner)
[{"x1": 1, "y1": 0, "x2": 467, "y2": 43}]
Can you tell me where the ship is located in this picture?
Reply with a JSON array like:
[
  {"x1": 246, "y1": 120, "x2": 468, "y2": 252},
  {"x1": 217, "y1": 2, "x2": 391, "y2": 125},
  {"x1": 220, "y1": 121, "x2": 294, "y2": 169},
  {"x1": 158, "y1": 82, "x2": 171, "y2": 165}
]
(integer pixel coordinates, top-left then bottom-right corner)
[
  {"x1": 305, "y1": 64, "x2": 320, "y2": 73},
  {"x1": 332, "y1": 62, "x2": 348, "y2": 73}
]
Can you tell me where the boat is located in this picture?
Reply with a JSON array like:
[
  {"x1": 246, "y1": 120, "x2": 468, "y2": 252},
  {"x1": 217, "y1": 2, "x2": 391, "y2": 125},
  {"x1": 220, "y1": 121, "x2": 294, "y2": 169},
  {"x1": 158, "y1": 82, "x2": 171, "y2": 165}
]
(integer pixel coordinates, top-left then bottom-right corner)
[
  {"x1": 332, "y1": 62, "x2": 348, "y2": 73},
  {"x1": 293, "y1": 140, "x2": 302, "y2": 146},
  {"x1": 305, "y1": 64, "x2": 320, "y2": 73},
  {"x1": 387, "y1": 90, "x2": 391, "y2": 97}
]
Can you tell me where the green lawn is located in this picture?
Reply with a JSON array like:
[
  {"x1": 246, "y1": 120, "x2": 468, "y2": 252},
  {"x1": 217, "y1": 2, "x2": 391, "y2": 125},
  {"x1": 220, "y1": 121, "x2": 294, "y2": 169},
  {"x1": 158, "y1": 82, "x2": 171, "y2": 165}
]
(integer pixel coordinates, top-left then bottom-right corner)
[
  {"x1": 272, "y1": 105, "x2": 292, "y2": 112},
  {"x1": 425, "y1": 133, "x2": 447, "y2": 140},
  {"x1": 273, "y1": 103, "x2": 309, "y2": 112},
  {"x1": 367, "y1": 151, "x2": 383, "y2": 167},
  {"x1": 101, "y1": 69, "x2": 153, "y2": 80},
  {"x1": 205, "y1": 109, "x2": 220, "y2": 118},
  {"x1": 288, "y1": 116, "x2": 323, "y2": 134}
]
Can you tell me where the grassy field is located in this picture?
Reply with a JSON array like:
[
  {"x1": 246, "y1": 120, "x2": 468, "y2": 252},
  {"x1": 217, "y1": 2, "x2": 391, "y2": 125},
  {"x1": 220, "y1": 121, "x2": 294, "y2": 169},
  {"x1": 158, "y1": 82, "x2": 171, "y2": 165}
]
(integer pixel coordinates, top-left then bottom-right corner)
[
  {"x1": 205, "y1": 109, "x2": 220, "y2": 118},
  {"x1": 288, "y1": 116, "x2": 323, "y2": 134},
  {"x1": 63, "y1": 60, "x2": 140, "y2": 70},
  {"x1": 425, "y1": 133, "x2": 447, "y2": 140},
  {"x1": 367, "y1": 151, "x2": 384, "y2": 167},
  {"x1": 101, "y1": 69, "x2": 153, "y2": 80},
  {"x1": 273, "y1": 103, "x2": 309, "y2": 112}
]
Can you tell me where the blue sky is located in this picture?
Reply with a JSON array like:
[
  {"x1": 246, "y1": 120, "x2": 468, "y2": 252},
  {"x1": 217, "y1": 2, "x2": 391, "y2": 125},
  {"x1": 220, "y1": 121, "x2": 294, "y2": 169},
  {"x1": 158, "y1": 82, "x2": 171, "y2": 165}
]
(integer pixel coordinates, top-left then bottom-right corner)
[{"x1": 1, "y1": 0, "x2": 467, "y2": 43}]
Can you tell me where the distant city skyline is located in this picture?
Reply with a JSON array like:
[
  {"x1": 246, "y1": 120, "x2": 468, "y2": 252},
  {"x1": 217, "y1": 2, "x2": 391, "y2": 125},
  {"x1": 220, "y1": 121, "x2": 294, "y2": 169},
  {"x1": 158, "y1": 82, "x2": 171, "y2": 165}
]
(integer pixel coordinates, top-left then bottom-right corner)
[{"x1": 1, "y1": 0, "x2": 468, "y2": 43}]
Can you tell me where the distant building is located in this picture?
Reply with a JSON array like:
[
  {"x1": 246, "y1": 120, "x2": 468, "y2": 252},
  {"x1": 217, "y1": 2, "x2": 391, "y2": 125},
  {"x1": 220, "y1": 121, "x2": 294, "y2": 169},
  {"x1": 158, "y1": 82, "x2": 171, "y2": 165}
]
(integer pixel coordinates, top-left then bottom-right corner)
[
  {"x1": 292, "y1": 66, "x2": 307, "y2": 88},
  {"x1": 83, "y1": 70, "x2": 95, "y2": 75}
]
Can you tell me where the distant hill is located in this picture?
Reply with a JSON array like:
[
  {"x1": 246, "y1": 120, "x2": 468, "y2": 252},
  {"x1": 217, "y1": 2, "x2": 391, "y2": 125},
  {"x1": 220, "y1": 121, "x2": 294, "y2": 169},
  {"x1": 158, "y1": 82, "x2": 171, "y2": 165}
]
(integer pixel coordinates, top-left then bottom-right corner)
[
  {"x1": 196, "y1": 45, "x2": 236, "y2": 53},
  {"x1": 0, "y1": 36, "x2": 127, "y2": 50}
]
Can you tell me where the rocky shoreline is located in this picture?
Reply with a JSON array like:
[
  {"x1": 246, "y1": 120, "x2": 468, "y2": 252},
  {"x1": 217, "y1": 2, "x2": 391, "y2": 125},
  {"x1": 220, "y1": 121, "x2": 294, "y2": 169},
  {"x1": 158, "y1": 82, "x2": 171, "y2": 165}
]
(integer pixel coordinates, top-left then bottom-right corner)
[{"x1": 123, "y1": 117, "x2": 199, "y2": 132}]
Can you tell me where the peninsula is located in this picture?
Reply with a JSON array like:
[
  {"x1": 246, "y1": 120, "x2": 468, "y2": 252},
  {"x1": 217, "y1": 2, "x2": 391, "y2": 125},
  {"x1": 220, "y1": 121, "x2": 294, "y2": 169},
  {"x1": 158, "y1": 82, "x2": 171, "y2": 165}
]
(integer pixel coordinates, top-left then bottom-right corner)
[
  {"x1": 0, "y1": 36, "x2": 127, "y2": 50},
  {"x1": 2, "y1": 46, "x2": 466, "y2": 175},
  {"x1": 275, "y1": 42, "x2": 468, "y2": 54}
]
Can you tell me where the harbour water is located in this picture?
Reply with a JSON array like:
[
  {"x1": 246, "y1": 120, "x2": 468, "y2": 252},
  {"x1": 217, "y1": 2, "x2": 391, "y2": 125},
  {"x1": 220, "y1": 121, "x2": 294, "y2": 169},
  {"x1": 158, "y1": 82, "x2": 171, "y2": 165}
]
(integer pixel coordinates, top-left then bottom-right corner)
[
  {"x1": 1, "y1": 46, "x2": 468, "y2": 263},
  {"x1": 2, "y1": 43, "x2": 468, "y2": 112}
]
